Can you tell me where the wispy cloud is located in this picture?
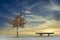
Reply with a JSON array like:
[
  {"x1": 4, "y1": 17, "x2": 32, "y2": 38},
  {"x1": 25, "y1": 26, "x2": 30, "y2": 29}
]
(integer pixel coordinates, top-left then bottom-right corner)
[{"x1": 44, "y1": 0, "x2": 60, "y2": 11}]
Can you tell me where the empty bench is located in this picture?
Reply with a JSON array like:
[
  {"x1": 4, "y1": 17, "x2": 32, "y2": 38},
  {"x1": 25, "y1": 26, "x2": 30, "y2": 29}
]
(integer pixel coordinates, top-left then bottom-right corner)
[{"x1": 36, "y1": 32, "x2": 54, "y2": 36}]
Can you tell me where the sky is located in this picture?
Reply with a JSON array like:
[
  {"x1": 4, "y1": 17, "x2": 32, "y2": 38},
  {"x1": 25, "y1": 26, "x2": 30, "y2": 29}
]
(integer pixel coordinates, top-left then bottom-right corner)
[{"x1": 0, "y1": 0, "x2": 60, "y2": 35}]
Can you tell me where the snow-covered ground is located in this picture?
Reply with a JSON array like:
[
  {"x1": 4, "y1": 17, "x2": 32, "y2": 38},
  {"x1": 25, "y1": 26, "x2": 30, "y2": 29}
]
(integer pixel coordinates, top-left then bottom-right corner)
[{"x1": 0, "y1": 35, "x2": 60, "y2": 40}]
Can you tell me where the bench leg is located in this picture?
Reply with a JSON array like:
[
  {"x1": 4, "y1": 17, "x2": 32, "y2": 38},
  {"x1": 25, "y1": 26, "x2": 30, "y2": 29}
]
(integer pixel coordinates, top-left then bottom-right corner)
[
  {"x1": 40, "y1": 34, "x2": 42, "y2": 36},
  {"x1": 48, "y1": 34, "x2": 50, "y2": 37}
]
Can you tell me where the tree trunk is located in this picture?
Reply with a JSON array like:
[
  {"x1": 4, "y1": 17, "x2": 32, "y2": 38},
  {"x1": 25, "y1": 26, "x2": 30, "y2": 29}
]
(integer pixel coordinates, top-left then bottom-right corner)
[{"x1": 17, "y1": 26, "x2": 18, "y2": 38}]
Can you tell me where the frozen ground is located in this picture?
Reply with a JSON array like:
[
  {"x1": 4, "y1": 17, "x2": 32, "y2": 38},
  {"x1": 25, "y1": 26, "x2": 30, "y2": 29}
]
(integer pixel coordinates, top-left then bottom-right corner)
[{"x1": 0, "y1": 35, "x2": 60, "y2": 40}]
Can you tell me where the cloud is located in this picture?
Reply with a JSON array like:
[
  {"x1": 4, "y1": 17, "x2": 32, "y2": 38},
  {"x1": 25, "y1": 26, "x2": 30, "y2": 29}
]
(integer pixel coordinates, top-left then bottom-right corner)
[
  {"x1": 39, "y1": 0, "x2": 60, "y2": 20},
  {"x1": 26, "y1": 15, "x2": 47, "y2": 21},
  {"x1": 27, "y1": 3, "x2": 38, "y2": 10},
  {"x1": 46, "y1": 5, "x2": 60, "y2": 11},
  {"x1": 41, "y1": 19, "x2": 60, "y2": 29},
  {"x1": 12, "y1": 12, "x2": 20, "y2": 15},
  {"x1": 1, "y1": 15, "x2": 14, "y2": 20},
  {"x1": 25, "y1": 10, "x2": 31, "y2": 14},
  {"x1": 0, "y1": 19, "x2": 60, "y2": 35},
  {"x1": 44, "y1": 0, "x2": 60, "y2": 11},
  {"x1": 25, "y1": 14, "x2": 56, "y2": 28},
  {"x1": 53, "y1": 11, "x2": 60, "y2": 20}
]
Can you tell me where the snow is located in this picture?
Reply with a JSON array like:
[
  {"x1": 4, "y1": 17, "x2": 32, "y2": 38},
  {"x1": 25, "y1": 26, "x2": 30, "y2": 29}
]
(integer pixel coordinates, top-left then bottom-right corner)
[{"x1": 0, "y1": 35, "x2": 60, "y2": 40}]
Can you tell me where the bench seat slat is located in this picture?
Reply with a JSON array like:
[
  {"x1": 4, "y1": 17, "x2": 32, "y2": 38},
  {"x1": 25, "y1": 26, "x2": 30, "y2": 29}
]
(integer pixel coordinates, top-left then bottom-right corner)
[{"x1": 36, "y1": 33, "x2": 54, "y2": 34}]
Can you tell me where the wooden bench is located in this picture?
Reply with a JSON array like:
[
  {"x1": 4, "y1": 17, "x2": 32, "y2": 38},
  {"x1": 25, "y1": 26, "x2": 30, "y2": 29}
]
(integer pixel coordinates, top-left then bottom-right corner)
[{"x1": 36, "y1": 32, "x2": 54, "y2": 36}]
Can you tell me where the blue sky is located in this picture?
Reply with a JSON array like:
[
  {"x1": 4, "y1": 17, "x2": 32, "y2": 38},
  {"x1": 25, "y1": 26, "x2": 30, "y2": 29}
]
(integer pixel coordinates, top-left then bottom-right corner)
[{"x1": 0, "y1": 0, "x2": 60, "y2": 29}]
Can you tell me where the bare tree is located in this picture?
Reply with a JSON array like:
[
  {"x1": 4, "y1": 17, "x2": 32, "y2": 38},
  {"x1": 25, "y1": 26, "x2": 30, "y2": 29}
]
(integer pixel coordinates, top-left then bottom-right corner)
[{"x1": 9, "y1": 15, "x2": 26, "y2": 37}]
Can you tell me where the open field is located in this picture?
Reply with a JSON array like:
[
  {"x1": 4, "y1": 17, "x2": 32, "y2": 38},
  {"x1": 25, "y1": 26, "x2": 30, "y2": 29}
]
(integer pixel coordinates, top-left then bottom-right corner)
[{"x1": 0, "y1": 35, "x2": 60, "y2": 40}]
